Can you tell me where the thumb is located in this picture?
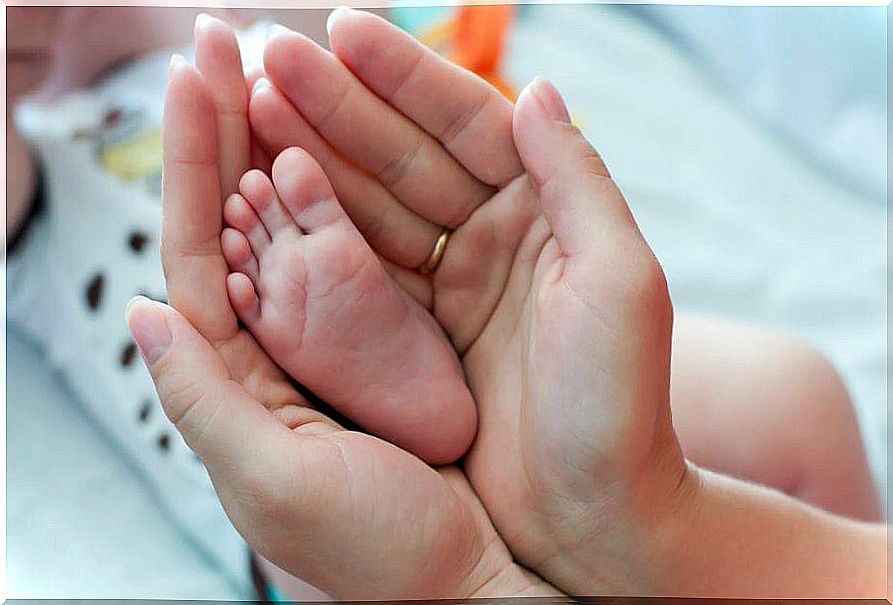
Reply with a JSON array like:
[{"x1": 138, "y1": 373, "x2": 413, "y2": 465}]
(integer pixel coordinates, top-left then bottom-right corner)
[
  {"x1": 512, "y1": 77, "x2": 635, "y2": 257},
  {"x1": 125, "y1": 296, "x2": 289, "y2": 476}
]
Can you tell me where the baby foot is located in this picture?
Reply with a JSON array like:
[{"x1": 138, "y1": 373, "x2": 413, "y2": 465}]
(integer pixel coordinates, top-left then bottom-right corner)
[{"x1": 220, "y1": 147, "x2": 476, "y2": 464}]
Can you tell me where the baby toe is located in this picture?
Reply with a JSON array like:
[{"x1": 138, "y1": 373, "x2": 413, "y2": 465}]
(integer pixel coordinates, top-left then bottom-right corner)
[
  {"x1": 223, "y1": 192, "x2": 270, "y2": 256},
  {"x1": 239, "y1": 169, "x2": 299, "y2": 237},
  {"x1": 226, "y1": 272, "x2": 261, "y2": 324},
  {"x1": 221, "y1": 227, "x2": 260, "y2": 284},
  {"x1": 272, "y1": 147, "x2": 347, "y2": 234}
]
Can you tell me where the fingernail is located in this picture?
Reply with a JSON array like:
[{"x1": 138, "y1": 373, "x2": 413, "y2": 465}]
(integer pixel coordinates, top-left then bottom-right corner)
[
  {"x1": 169, "y1": 53, "x2": 187, "y2": 74},
  {"x1": 194, "y1": 11, "x2": 214, "y2": 34},
  {"x1": 251, "y1": 77, "x2": 270, "y2": 96},
  {"x1": 532, "y1": 76, "x2": 571, "y2": 124},
  {"x1": 268, "y1": 23, "x2": 295, "y2": 40},
  {"x1": 127, "y1": 297, "x2": 173, "y2": 366},
  {"x1": 327, "y1": 6, "x2": 353, "y2": 35}
]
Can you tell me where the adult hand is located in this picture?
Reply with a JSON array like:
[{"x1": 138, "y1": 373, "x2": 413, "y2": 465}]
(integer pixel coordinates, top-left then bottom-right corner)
[
  {"x1": 141, "y1": 23, "x2": 559, "y2": 600},
  {"x1": 254, "y1": 10, "x2": 686, "y2": 594},
  {"x1": 256, "y1": 12, "x2": 887, "y2": 598},
  {"x1": 126, "y1": 297, "x2": 555, "y2": 600}
]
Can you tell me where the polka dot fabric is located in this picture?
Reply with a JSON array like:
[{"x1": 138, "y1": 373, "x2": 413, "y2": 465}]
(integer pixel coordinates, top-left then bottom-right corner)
[{"x1": 8, "y1": 23, "x2": 273, "y2": 592}]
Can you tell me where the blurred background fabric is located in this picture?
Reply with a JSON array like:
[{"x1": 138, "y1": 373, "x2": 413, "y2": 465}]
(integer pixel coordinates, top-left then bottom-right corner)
[
  {"x1": 631, "y1": 5, "x2": 886, "y2": 204},
  {"x1": 6, "y1": 4, "x2": 887, "y2": 598}
]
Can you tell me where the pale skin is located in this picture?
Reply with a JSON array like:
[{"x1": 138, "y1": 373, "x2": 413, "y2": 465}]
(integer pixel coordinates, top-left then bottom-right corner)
[
  {"x1": 218, "y1": 152, "x2": 477, "y2": 465},
  {"x1": 5, "y1": 7, "x2": 882, "y2": 598},
  {"x1": 128, "y1": 9, "x2": 886, "y2": 599}
]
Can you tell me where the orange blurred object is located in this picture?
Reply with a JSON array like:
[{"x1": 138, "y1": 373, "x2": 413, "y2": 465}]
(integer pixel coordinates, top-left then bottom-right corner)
[{"x1": 448, "y1": 4, "x2": 516, "y2": 100}]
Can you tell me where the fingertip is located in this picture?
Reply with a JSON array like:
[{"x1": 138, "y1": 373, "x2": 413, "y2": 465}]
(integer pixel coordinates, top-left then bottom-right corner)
[
  {"x1": 126, "y1": 297, "x2": 174, "y2": 366},
  {"x1": 326, "y1": 5, "x2": 354, "y2": 37},
  {"x1": 326, "y1": 6, "x2": 389, "y2": 56},
  {"x1": 166, "y1": 55, "x2": 206, "y2": 100},
  {"x1": 126, "y1": 296, "x2": 181, "y2": 332},
  {"x1": 164, "y1": 57, "x2": 212, "y2": 116},
  {"x1": 169, "y1": 53, "x2": 188, "y2": 74},
  {"x1": 268, "y1": 23, "x2": 296, "y2": 41},
  {"x1": 194, "y1": 11, "x2": 214, "y2": 36},
  {"x1": 194, "y1": 11, "x2": 234, "y2": 40},
  {"x1": 512, "y1": 77, "x2": 579, "y2": 190},
  {"x1": 247, "y1": 81, "x2": 288, "y2": 133},
  {"x1": 125, "y1": 294, "x2": 151, "y2": 325},
  {"x1": 263, "y1": 30, "x2": 316, "y2": 82},
  {"x1": 511, "y1": 77, "x2": 544, "y2": 137},
  {"x1": 194, "y1": 13, "x2": 245, "y2": 91}
]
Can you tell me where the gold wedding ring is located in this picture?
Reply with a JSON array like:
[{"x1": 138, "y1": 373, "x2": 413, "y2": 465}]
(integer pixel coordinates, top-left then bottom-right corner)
[{"x1": 419, "y1": 228, "x2": 452, "y2": 274}]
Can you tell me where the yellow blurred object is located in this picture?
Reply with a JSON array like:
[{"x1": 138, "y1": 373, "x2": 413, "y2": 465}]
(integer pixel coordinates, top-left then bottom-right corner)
[
  {"x1": 99, "y1": 126, "x2": 162, "y2": 182},
  {"x1": 416, "y1": 18, "x2": 454, "y2": 49}
]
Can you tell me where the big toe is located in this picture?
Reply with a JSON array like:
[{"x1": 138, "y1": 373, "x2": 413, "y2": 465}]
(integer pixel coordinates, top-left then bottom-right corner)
[{"x1": 272, "y1": 147, "x2": 346, "y2": 234}]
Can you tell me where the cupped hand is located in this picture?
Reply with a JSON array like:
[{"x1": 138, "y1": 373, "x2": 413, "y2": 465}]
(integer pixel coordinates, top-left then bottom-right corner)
[
  {"x1": 145, "y1": 17, "x2": 558, "y2": 600},
  {"x1": 127, "y1": 297, "x2": 553, "y2": 599},
  {"x1": 255, "y1": 10, "x2": 689, "y2": 594}
]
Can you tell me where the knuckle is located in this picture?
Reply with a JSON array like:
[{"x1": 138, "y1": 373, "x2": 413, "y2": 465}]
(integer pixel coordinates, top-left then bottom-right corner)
[
  {"x1": 154, "y1": 363, "x2": 225, "y2": 432},
  {"x1": 572, "y1": 144, "x2": 610, "y2": 180},
  {"x1": 439, "y1": 90, "x2": 490, "y2": 147},
  {"x1": 155, "y1": 365, "x2": 207, "y2": 425},
  {"x1": 376, "y1": 135, "x2": 424, "y2": 190}
]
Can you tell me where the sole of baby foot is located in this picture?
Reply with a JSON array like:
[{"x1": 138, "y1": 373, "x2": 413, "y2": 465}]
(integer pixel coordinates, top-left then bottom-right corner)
[{"x1": 220, "y1": 148, "x2": 477, "y2": 464}]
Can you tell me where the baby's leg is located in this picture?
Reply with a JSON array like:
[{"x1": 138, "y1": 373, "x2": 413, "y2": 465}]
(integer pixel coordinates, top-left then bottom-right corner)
[
  {"x1": 220, "y1": 147, "x2": 476, "y2": 465},
  {"x1": 670, "y1": 314, "x2": 880, "y2": 522}
]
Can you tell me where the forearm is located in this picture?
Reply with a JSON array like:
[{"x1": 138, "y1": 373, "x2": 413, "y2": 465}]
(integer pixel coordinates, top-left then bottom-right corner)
[{"x1": 653, "y1": 464, "x2": 886, "y2": 597}]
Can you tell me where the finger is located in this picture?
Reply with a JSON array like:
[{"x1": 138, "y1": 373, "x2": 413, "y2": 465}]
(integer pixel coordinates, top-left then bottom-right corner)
[
  {"x1": 512, "y1": 78, "x2": 633, "y2": 258},
  {"x1": 263, "y1": 29, "x2": 493, "y2": 229},
  {"x1": 327, "y1": 7, "x2": 523, "y2": 187},
  {"x1": 194, "y1": 13, "x2": 251, "y2": 198},
  {"x1": 126, "y1": 296, "x2": 294, "y2": 476},
  {"x1": 380, "y1": 257, "x2": 433, "y2": 310},
  {"x1": 161, "y1": 55, "x2": 238, "y2": 343},
  {"x1": 249, "y1": 80, "x2": 441, "y2": 268}
]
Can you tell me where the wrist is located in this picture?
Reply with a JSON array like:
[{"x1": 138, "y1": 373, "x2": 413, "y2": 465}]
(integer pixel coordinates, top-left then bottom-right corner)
[
  {"x1": 532, "y1": 435, "x2": 693, "y2": 596},
  {"x1": 641, "y1": 459, "x2": 706, "y2": 593}
]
